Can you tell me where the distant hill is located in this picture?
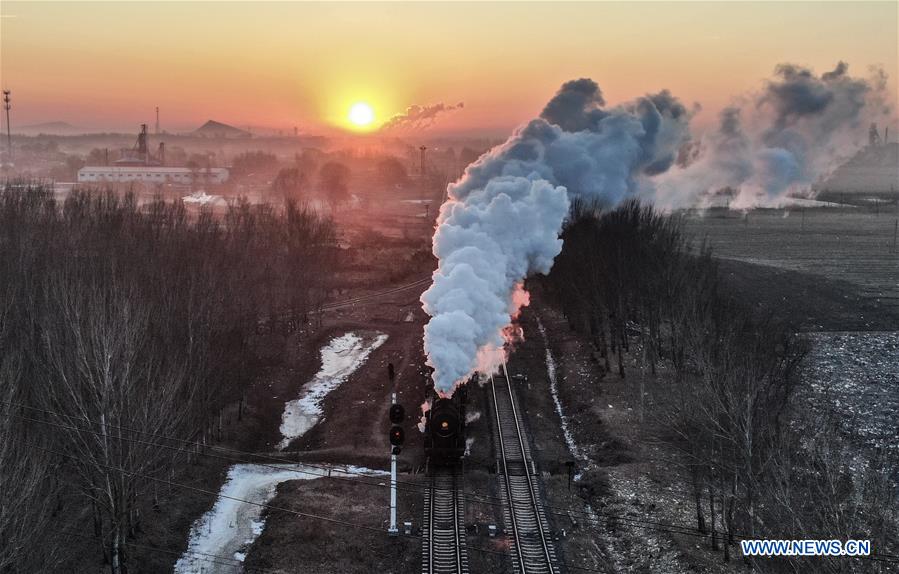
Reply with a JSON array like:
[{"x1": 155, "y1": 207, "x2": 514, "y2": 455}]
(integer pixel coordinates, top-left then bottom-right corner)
[
  {"x1": 16, "y1": 121, "x2": 87, "y2": 135},
  {"x1": 817, "y1": 142, "x2": 899, "y2": 196},
  {"x1": 191, "y1": 120, "x2": 251, "y2": 139}
]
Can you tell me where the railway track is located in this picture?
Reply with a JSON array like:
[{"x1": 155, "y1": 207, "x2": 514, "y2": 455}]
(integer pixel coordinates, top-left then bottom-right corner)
[
  {"x1": 422, "y1": 466, "x2": 469, "y2": 574},
  {"x1": 491, "y1": 362, "x2": 559, "y2": 574}
]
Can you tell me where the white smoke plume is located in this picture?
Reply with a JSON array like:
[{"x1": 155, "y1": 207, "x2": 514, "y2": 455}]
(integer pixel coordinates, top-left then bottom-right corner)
[
  {"x1": 654, "y1": 62, "x2": 894, "y2": 208},
  {"x1": 422, "y1": 64, "x2": 894, "y2": 394},
  {"x1": 421, "y1": 78, "x2": 692, "y2": 394},
  {"x1": 381, "y1": 102, "x2": 464, "y2": 131}
]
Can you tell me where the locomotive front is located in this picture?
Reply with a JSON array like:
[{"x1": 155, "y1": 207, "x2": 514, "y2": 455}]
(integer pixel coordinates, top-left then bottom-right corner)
[{"x1": 423, "y1": 389, "x2": 467, "y2": 465}]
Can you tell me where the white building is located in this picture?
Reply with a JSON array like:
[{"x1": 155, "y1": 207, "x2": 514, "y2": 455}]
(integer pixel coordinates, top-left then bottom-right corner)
[{"x1": 77, "y1": 166, "x2": 229, "y2": 185}]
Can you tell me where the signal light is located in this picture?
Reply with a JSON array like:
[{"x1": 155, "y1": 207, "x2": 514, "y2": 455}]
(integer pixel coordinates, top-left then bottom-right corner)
[
  {"x1": 389, "y1": 425, "x2": 405, "y2": 446},
  {"x1": 389, "y1": 403, "x2": 405, "y2": 424}
]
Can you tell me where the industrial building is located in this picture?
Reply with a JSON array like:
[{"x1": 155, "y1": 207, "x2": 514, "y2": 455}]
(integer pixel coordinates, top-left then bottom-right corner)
[
  {"x1": 77, "y1": 166, "x2": 229, "y2": 184},
  {"x1": 77, "y1": 123, "x2": 229, "y2": 185}
]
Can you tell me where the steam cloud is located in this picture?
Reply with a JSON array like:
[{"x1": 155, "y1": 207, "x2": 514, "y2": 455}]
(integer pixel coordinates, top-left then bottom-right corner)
[
  {"x1": 422, "y1": 63, "x2": 894, "y2": 394},
  {"x1": 655, "y1": 62, "x2": 893, "y2": 207},
  {"x1": 381, "y1": 102, "x2": 464, "y2": 131},
  {"x1": 421, "y1": 79, "x2": 692, "y2": 393}
]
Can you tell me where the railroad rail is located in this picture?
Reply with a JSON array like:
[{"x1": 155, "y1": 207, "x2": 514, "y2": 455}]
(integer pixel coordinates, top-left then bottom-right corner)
[
  {"x1": 422, "y1": 466, "x2": 469, "y2": 574},
  {"x1": 490, "y1": 361, "x2": 559, "y2": 574}
]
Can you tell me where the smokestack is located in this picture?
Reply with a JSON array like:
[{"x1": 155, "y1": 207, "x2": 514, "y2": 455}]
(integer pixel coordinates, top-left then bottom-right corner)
[
  {"x1": 419, "y1": 146, "x2": 427, "y2": 176},
  {"x1": 870, "y1": 123, "x2": 881, "y2": 146},
  {"x1": 155, "y1": 106, "x2": 160, "y2": 134},
  {"x1": 2, "y1": 90, "x2": 11, "y2": 164},
  {"x1": 138, "y1": 124, "x2": 149, "y2": 164}
]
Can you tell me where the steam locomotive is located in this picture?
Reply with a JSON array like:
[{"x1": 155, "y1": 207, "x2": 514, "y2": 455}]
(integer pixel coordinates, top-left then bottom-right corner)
[{"x1": 423, "y1": 384, "x2": 468, "y2": 465}]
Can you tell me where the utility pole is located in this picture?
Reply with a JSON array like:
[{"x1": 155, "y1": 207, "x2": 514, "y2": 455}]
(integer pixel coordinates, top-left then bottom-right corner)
[
  {"x1": 155, "y1": 106, "x2": 160, "y2": 134},
  {"x1": 2, "y1": 90, "x2": 11, "y2": 164}
]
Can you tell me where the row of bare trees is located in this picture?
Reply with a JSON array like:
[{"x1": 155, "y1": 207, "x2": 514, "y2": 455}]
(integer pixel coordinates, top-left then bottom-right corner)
[
  {"x1": 272, "y1": 159, "x2": 351, "y2": 211},
  {"x1": 0, "y1": 182, "x2": 336, "y2": 572},
  {"x1": 544, "y1": 200, "x2": 897, "y2": 571}
]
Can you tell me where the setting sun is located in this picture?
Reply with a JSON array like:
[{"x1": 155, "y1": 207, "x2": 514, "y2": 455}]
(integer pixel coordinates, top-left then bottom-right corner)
[{"x1": 348, "y1": 102, "x2": 375, "y2": 127}]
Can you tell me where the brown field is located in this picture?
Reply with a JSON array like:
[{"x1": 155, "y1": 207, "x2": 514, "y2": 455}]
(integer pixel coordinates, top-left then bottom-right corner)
[{"x1": 683, "y1": 208, "x2": 899, "y2": 318}]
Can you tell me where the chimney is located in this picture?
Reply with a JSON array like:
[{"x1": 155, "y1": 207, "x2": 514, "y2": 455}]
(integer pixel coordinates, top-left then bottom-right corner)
[{"x1": 419, "y1": 146, "x2": 427, "y2": 176}]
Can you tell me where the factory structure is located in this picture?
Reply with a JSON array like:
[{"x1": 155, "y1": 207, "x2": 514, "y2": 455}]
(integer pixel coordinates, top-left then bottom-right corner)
[
  {"x1": 816, "y1": 123, "x2": 898, "y2": 201},
  {"x1": 77, "y1": 124, "x2": 229, "y2": 185},
  {"x1": 78, "y1": 165, "x2": 229, "y2": 185}
]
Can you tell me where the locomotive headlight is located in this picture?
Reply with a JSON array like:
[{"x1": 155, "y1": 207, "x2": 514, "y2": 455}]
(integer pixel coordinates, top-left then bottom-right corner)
[{"x1": 441, "y1": 421, "x2": 449, "y2": 430}]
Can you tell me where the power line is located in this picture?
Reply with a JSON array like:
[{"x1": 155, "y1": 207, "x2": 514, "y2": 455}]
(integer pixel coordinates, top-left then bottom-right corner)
[
  {"x1": 317, "y1": 276, "x2": 430, "y2": 311},
  {"x1": 25, "y1": 438, "x2": 389, "y2": 533},
  {"x1": 32, "y1": 415, "x2": 809, "y2": 573},
  {"x1": 61, "y1": 530, "x2": 273, "y2": 573},
  {"x1": 8, "y1": 401, "x2": 899, "y2": 565},
  {"x1": 3, "y1": 405, "x2": 735, "y2": 539},
  {"x1": 1, "y1": 400, "x2": 687, "y2": 514},
  {"x1": 8, "y1": 412, "x2": 899, "y2": 566},
  {"x1": 22, "y1": 437, "x2": 629, "y2": 574}
]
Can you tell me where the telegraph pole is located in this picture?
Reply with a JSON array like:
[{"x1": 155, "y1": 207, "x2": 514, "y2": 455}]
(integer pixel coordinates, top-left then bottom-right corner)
[{"x1": 2, "y1": 90, "x2": 11, "y2": 164}]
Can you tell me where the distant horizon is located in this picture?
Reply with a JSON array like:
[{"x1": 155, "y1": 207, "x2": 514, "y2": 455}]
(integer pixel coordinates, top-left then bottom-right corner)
[
  {"x1": 10, "y1": 119, "x2": 512, "y2": 139},
  {"x1": 3, "y1": 1, "x2": 897, "y2": 140}
]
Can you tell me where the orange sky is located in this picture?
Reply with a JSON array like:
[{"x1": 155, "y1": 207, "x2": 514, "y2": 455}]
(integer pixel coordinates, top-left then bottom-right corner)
[{"x1": 1, "y1": 1, "x2": 896, "y2": 137}]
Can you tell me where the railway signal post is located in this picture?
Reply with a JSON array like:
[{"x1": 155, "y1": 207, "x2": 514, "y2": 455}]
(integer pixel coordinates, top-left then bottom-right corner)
[{"x1": 388, "y1": 394, "x2": 405, "y2": 536}]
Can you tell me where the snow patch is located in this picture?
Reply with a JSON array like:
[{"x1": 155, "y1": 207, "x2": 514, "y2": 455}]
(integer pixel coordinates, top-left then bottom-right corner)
[
  {"x1": 278, "y1": 331, "x2": 388, "y2": 450},
  {"x1": 537, "y1": 317, "x2": 591, "y2": 479},
  {"x1": 801, "y1": 331, "x2": 899, "y2": 454},
  {"x1": 174, "y1": 464, "x2": 317, "y2": 573},
  {"x1": 182, "y1": 191, "x2": 224, "y2": 206},
  {"x1": 174, "y1": 463, "x2": 386, "y2": 573}
]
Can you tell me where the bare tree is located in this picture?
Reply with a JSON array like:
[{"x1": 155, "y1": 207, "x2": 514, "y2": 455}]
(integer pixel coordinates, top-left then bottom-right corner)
[
  {"x1": 319, "y1": 161, "x2": 350, "y2": 213},
  {"x1": 37, "y1": 276, "x2": 193, "y2": 574},
  {"x1": 0, "y1": 315, "x2": 64, "y2": 573},
  {"x1": 0, "y1": 182, "x2": 337, "y2": 571},
  {"x1": 540, "y1": 199, "x2": 897, "y2": 568},
  {"x1": 272, "y1": 166, "x2": 308, "y2": 203}
]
